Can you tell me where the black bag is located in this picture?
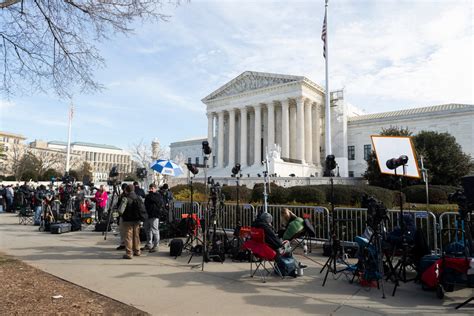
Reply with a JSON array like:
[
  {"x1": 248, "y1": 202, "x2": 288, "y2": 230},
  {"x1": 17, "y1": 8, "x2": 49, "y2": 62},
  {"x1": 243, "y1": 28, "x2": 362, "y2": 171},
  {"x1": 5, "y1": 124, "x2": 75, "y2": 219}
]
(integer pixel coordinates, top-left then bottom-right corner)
[
  {"x1": 139, "y1": 226, "x2": 147, "y2": 242},
  {"x1": 95, "y1": 220, "x2": 111, "y2": 232},
  {"x1": 170, "y1": 239, "x2": 184, "y2": 257},
  {"x1": 51, "y1": 222, "x2": 71, "y2": 234},
  {"x1": 70, "y1": 217, "x2": 82, "y2": 232},
  {"x1": 275, "y1": 255, "x2": 297, "y2": 277}
]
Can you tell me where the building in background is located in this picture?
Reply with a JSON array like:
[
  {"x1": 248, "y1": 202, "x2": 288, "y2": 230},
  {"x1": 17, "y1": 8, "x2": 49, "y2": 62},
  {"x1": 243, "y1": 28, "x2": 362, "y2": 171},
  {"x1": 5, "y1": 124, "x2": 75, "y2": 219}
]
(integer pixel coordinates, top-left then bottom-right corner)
[
  {"x1": 0, "y1": 131, "x2": 27, "y2": 176},
  {"x1": 169, "y1": 71, "x2": 474, "y2": 180},
  {"x1": 47, "y1": 141, "x2": 132, "y2": 182}
]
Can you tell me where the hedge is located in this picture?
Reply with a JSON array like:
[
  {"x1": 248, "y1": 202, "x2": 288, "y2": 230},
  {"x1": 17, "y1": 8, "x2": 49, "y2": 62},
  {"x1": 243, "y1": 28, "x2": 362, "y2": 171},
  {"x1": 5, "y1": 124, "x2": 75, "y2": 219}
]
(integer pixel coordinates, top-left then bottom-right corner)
[
  {"x1": 250, "y1": 183, "x2": 401, "y2": 208},
  {"x1": 402, "y1": 185, "x2": 458, "y2": 204}
]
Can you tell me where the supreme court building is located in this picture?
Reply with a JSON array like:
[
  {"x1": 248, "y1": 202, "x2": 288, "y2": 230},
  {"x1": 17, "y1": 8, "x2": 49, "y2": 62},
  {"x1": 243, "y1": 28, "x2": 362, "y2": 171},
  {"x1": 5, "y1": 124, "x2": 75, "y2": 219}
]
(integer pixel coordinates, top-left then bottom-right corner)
[{"x1": 170, "y1": 71, "x2": 474, "y2": 179}]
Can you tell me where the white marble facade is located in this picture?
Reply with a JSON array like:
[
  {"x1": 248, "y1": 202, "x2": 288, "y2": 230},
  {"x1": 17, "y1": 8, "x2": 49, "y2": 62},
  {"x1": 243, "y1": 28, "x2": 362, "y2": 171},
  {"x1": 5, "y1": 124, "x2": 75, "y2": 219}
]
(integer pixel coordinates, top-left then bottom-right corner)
[
  {"x1": 201, "y1": 71, "x2": 329, "y2": 177},
  {"x1": 170, "y1": 71, "x2": 473, "y2": 179}
]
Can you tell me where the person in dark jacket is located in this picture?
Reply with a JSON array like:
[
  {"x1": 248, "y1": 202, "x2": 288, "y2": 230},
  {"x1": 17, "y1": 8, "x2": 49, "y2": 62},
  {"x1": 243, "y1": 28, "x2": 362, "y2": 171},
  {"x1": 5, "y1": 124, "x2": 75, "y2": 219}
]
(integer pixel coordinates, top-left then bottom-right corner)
[
  {"x1": 143, "y1": 183, "x2": 164, "y2": 253},
  {"x1": 121, "y1": 184, "x2": 147, "y2": 259},
  {"x1": 252, "y1": 212, "x2": 283, "y2": 251},
  {"x1": 134, "y1": 181, "x2": 146, "y2": 199}
]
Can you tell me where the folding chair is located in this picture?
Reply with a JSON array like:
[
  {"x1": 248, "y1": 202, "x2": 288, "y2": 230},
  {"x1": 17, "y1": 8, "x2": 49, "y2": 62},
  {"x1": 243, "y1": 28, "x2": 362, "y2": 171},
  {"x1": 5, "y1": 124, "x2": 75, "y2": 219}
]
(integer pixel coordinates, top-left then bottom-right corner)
[
  {"x1": 243, "y1": 227, "x2": 283, "y2": 283},
  {"x1": 18, "y1": 207, "x2": 34, "y2": 225}
]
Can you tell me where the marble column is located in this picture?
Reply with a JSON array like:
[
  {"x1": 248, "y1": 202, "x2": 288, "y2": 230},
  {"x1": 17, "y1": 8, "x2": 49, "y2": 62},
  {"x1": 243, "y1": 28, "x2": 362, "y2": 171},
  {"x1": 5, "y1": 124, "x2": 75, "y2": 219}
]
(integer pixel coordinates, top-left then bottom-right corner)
[
  {"x1": 289, "y1": 103, "x2": 297, "y2": 159},
  {"x1": 304, "y1": 100, "x2": 313, "y2": 164},
  {"x1": 253, "y1": 104, "x2": 262, "y2": 166},
  {"x1": 207, "y1": 112, "x2": 214, "y2": 167},
  {"x1": 240, "y1": 107, "x2": 247, "y2": 167},
  {"x1": 281, "y1": 99, "x2": 290, "y2": 159},
  {"x1": 296, "y1": 97, "x2": 305, "y2": 163},
  {"x1": 228, "y1": 109, "x2": 236, "y2": 167},
  {"x1": 313, "y1": 104, "x2": 321, "y2": 165},
  {"x1": 217, "y1": 111, "x2": 225, "y2": 168},
  {"x1": 267, "y1": 101, "x2": 275, "y2": 149}
]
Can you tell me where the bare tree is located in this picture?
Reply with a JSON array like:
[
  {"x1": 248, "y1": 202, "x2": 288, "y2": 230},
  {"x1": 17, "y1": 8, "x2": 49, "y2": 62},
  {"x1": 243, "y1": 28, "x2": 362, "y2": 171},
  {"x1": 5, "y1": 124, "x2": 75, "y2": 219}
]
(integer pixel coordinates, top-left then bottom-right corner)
[
  {"x1": 4, "y1": 143, "x2": 27, "y2": 179},
  {"x1": 0, "y1": 0, "x2": 183, "y2": 97}
]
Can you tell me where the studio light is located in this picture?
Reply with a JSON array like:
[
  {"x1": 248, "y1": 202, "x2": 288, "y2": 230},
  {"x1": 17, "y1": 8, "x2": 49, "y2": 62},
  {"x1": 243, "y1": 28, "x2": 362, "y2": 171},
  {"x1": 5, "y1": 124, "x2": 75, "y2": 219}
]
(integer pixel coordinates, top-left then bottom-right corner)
[
  {"x1": 386, "y1": 155, "x2": 409, "y2": 170},
  {"x1": 231, "y1": 163, "x2": 241, "y2": 176},
  {"x1": 202, "y1": 141, "x2": 212, "y2": 155},
  {"x1": 186, "y1": 163, "x2": 199, "y2": 175}
]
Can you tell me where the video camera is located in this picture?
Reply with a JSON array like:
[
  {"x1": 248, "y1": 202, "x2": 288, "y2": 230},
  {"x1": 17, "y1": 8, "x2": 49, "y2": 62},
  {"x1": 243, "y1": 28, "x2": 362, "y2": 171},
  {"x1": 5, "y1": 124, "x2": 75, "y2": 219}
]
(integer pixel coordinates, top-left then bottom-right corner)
[
  {"x1": 207, "y1": 177, "x2": 225, "y2": 208},
  {"x1": 448, "y1": 175, "x2": 474, "y2": 220},
  {"x1": 107, "y1": 166, "x2": 121, "y2": 186},
  {"x1": 362, "y1": 195, "x2": 388, "y2": 229}
]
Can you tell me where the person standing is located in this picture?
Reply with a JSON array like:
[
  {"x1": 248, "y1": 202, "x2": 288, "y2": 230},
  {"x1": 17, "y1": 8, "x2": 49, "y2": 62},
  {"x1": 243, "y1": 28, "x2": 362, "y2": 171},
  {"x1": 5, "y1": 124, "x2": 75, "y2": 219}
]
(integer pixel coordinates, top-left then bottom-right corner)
[
  {"x1": 143, "y1": 183, "x2": 164, "y2": 253},
  {"x1": 5, "y1": 185, "x2": 14, "y2": 212},
  {"x1": 121, "y1": 184, "x2": 147, "y2": 259},
  {"x1": 134, "y1": 181, "x2": 146, "y2": 200},
  {"x1": 34, "y1": 185, "x2": 46, "y2": 225},
  {"x1": 94, "y1": 185, "x2": 108, "y2": 221}
]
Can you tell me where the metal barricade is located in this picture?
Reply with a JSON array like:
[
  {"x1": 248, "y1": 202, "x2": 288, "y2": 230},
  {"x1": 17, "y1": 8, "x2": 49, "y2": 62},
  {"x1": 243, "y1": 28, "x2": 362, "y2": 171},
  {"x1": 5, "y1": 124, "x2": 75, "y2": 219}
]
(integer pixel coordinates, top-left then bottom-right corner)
[
  {"x1": 387, "y1": 209, "x2": 438, "y2": 251},
  {"x1": 170, "y1": 201, "x2": 201, "y2": 221},
  {"x1": 332, "y1": 208, "x2": 438, "y2": 252},
  {"x1": 218, "y1": 203, "x2": 257, "y2": 231},
  {"x1": 438, "y1": 211, "x2": 470, "y2": 251},
  {"x1": 333, "y1": 208, "x2": 367, "y2": 243},
  {"x1": 256, "y1": 205, "x2": 330, "y2": 241}
]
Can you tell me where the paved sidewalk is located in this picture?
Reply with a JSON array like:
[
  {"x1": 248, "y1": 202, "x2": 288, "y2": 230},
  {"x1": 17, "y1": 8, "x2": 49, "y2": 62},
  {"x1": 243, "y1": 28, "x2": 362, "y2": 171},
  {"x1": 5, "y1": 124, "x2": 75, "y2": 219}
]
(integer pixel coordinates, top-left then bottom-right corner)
[{"x1": 0, "y1": 213, "x2": 472, "y2": 315}]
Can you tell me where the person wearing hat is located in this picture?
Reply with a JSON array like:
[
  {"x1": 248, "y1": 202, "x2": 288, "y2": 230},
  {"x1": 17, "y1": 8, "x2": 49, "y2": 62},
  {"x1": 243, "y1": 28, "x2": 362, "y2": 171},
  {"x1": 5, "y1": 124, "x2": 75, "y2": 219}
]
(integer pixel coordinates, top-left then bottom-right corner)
[{"x1": 251, "y1": 212, "x2": 283, "y2": 251}]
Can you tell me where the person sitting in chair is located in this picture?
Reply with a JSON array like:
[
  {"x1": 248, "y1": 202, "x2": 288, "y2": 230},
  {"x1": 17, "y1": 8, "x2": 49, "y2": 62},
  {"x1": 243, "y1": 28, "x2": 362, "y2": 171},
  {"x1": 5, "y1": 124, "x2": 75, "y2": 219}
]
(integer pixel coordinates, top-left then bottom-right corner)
[
  {"x1": 280, "y1": 208, "x2": 306, "y2": 241},
  {"x1": 252, "y1": 212, "x2": 283, "y2": 251}
]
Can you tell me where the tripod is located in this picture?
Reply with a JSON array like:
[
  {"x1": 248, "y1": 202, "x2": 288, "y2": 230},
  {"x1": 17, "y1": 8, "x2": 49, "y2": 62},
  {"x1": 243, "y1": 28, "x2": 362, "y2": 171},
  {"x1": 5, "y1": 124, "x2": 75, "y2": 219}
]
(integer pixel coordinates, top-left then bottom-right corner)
[
  {"x1": 321, "y1": 176, "x2": 353, "y2": 286},
  {"x1": 104, "y1": 183, "x2": 120, "y2": 241},
  {"x1": 351, "y1": 221, "x2": 388, "y2": 298},
  {"x1": 185, "y1": 173, "x2": 204, "y2": 264},
  {"x1": 202, "y1": 181, "x2": 227, "y2": 263},
  {"x1": 385, "y1": 165, "x2": 415, "y2": 296},
  {"x1": 262, "y1": 152, "x2": 271, "y2": 214}
]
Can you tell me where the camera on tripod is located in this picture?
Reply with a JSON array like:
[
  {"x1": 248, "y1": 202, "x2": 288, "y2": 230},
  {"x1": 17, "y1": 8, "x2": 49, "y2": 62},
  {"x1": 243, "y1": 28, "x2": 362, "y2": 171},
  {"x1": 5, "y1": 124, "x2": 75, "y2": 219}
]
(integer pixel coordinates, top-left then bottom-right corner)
[
  {"x1": 362, "y1": 195, "x2": 388, "y2": 229},
  {"x1": 107, "y1": 166, "x2": 121, "y2": 186},
  {"x1": 449, "y1": 175, "x2": 474, "y2": 220}
]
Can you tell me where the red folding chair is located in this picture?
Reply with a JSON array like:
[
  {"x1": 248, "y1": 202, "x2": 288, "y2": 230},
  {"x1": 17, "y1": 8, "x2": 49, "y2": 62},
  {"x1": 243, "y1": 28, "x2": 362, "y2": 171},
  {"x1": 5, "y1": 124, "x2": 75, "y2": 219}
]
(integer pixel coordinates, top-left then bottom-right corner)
[{"x1": 243, "y1": 227, "x2": 283, "y2": 282}]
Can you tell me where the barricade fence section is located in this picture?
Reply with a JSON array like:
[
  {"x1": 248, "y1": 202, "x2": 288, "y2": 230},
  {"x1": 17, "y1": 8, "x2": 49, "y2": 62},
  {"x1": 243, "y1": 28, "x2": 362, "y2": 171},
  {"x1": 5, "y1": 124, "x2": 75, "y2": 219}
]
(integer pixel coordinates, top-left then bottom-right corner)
[
  {"x1": 333, "y1": 208, "x2": 438, "y2": 251},
  {"x1": 333, "y1": 208, "x2": 367, "y2": 244},
  {"x1": 217, "y1": 203, "x2": 257, "y2": 231},
  {"x1": 168, "y1": 201, "x2": 443, "y2": 251},
  {"x1": 256, "y1": 205, "x2": 330, "y2": 241},
  {"x1": 170, "y1": 201, "x2": 201, "y2": 221},
  {"x1": 438, "y1": 211, "x2": 471, "y2": 252},
  {"x1": 387, "y1": 209, "x2": 438, "y2": 251}
]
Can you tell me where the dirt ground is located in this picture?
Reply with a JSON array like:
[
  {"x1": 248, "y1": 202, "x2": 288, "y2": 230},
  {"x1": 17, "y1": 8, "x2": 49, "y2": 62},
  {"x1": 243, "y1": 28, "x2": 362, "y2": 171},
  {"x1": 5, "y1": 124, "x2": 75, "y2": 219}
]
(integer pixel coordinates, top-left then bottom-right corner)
[{"x1": 0, "y1": 253, "x2": 148, "y2": 315}]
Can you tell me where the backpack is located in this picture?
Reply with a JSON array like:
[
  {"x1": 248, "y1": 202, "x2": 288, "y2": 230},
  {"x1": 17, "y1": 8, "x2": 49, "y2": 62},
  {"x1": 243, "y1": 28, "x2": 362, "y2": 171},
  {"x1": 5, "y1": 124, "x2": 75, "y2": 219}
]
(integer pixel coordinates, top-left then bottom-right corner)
[{"x1": 275, "y1": 255, "x2": 297, "y2": 277}]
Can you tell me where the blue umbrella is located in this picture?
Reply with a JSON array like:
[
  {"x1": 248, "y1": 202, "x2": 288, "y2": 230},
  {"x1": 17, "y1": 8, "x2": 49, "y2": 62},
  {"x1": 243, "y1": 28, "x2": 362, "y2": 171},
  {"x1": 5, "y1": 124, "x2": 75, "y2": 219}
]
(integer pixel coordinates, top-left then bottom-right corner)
[{"x1": 150, "y1": 159, "x2": 184, "y2": 177}]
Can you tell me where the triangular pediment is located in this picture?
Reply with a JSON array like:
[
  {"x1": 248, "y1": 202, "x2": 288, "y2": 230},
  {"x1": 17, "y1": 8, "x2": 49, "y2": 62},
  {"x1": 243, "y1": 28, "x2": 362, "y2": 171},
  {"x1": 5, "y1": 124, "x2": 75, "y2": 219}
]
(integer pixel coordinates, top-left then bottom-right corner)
[{"x1": 202, "y1": 71, "x2": 304, "y2": 102}]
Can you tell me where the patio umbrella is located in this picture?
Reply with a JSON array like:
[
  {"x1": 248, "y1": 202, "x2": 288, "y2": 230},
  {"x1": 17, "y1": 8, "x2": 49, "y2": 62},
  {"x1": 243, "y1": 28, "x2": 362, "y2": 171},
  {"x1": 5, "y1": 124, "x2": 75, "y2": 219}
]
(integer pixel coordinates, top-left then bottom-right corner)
[{"x1": 150, "y1": 159, "x2": 184, "y2": 177}]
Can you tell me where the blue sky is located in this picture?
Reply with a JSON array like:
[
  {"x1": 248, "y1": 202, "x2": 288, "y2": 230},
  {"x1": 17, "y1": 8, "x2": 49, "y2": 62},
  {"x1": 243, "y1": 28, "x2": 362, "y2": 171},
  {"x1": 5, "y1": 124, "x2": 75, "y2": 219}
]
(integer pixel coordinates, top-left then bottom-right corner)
[{"x1": 1, "y1": 0, "x2": 472, "y2": 152}]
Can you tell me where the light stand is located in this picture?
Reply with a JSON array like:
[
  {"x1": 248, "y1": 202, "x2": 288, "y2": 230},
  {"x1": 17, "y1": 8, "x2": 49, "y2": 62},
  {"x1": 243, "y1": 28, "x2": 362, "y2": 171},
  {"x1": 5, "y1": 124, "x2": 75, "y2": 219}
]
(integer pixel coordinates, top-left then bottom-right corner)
[
  {"x1": 200, "y1": 141, "x2": 212, "y2": 271},
  {"x1": 184, "y1": 164, "x2": 202, "y2": 262},
  {"x1": 321, "y1": 154, "x2": 352, "y2": 286},
  {"x1": 231, "y1": 163, "x2": 242, "y2": 234},
  {"x1": 262, "y1": 152, "x2": 271, "y2": 213}
]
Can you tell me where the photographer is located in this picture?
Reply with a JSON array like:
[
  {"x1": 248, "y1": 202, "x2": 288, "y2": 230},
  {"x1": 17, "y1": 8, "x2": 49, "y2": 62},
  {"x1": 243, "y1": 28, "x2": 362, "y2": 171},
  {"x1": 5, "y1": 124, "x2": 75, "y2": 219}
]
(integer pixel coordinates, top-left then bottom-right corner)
[
  {"x1": 121, "y1": 184, "x2": 148, "y2": 259},
  {"x1": 34, "y1": 185, "x2": 46, "y2": 225},
  {"x1": 94, "y1": 185, "x2": 108, "y2": 221},
  {"x1": 159, "y1": 184, "x2": 173, "y2": 212}
]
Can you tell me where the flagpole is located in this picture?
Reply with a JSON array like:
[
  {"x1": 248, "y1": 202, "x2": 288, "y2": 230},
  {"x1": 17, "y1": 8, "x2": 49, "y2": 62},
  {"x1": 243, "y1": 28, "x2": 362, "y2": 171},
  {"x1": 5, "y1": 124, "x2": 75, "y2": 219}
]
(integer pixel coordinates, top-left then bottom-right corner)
[
  {"x1": 324, "y1": 0, "x2": 332, "y2": 155},
  {"x1": 65, "y1": 101, "x2": 73, "y2": 173}
]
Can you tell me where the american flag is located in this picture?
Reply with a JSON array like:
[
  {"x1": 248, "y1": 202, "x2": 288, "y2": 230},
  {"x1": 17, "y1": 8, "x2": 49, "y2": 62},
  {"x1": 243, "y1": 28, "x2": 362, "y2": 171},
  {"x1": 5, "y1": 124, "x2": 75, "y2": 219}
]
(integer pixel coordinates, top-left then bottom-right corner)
[{"x1": 321, "y1": 4, "x2": 327, "y2": 59}]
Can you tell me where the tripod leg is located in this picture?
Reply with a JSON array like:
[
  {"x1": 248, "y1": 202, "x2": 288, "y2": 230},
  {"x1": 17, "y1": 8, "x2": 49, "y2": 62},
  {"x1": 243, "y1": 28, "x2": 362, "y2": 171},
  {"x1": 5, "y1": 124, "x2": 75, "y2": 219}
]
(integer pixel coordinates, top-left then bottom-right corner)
[
  {"x1": 322, "y1": 257, "x2": 333, "y2": 287},
  {"x1": 320, "y1": 255, "x2": 332, "y2": 274},
  {"x1": 455, "y1": 297, "x2": 474, "y2": 310}
]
